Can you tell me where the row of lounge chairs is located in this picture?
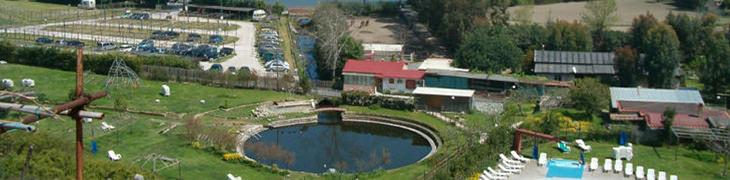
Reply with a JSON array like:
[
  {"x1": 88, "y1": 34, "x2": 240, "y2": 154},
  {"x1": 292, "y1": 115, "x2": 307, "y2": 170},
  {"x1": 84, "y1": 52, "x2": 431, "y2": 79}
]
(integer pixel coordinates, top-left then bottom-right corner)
[
  {"x1": 479, "y1": 151, "x2": 531, "y2": 180},
  {"x1": 588, "y1": 158, "x2": 678, "y2": 180}
]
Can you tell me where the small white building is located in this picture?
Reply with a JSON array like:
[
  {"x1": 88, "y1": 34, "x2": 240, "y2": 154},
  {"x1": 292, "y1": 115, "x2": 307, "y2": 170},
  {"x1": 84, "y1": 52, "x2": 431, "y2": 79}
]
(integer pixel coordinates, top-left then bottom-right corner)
[{"x1": 363, "y1": 43, "x2": 405, "y2": 61}]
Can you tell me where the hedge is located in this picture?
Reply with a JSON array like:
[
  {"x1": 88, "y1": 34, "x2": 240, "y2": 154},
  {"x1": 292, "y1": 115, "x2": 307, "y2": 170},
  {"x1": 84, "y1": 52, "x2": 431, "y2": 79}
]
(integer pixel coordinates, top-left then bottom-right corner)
[
  {"x1": 340, "y1": 91, "x2": 414, "y2": 110},
  {"x1": 1, "y1": 41, "x2": 197, "y2": 75}
]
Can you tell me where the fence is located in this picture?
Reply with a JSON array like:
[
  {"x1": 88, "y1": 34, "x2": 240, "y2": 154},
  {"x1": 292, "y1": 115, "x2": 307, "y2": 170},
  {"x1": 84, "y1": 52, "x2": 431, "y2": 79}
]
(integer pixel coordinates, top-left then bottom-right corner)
[{"x1": 139, "y1": 65, "x2": 302, "y2": 93}]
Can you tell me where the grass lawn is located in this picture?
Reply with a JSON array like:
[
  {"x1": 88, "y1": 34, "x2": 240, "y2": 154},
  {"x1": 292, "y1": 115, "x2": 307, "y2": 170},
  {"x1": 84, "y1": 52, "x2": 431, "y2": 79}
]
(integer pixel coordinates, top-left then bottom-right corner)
[
  {"x1": 43, "y1": 24, "x2": 239, "y2": 45},
  {"x1": 0, "y1": 64, "x2": 301, "y2": 114},
  {"x1": 99, "y1": 18, "x2": 240, "y2": 31},
  {"x1": 521, "y1": 140, "x2": 729, "y2": 180},
  {"x1": 0, "y1": 0, "x2": 122, "y2": 27}
]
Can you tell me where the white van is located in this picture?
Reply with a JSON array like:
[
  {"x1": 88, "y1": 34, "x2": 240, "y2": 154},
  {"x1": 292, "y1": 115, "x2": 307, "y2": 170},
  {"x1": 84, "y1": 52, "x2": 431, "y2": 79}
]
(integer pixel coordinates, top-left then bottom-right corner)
[{"x1": 252, "y1": 10, "x2": 267, "y2": 21}]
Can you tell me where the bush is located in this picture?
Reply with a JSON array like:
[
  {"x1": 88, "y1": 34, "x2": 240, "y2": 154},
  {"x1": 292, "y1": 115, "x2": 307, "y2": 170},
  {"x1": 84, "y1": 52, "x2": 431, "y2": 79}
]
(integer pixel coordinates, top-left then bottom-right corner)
[
  {"x1": 1, "y1": 42, "x2": 197, "y2": 74},
  {"x1": 340, "y1": 91, "x2": 414, "y2": 110}
]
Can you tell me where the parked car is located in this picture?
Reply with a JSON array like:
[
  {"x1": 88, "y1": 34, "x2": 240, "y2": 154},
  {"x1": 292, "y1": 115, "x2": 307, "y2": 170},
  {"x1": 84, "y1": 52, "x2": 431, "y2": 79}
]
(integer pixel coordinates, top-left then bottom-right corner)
[
  {"x1": 35, "y1": 37, "x2": 53, "y2": 44},
  {"x1": 227, "y1": 66, "x2": 237, "y2": 72},
  {"x1": 170, "y1": 43, "x2": 193, "y2": 55},
  {"x1": 209, "y1": 35, "x2": 224, "y2": 44},
  {"x1": 95, "y1": 41, "x2": 116, "y2": 51},
  {"x1": 210, "y1": 64, "x2": 223, "y2": 72},
  {"x1": 187, "y1": 33, "x2": 201, "y2": 42},
  {"x1": 267, "y1": 61, "x2": 289, "y2": 72},
  {"x1": 64, "y1": 40, "x2": 85, "y2": 47},
  {"x1": 219, "y1": 47, "x2": 234, "y2": 56},
  {"x1": 191, "y1": 45, "x2": 219, "y2": 60},
  {"x1": 134, "y1": 39, "x2": 156, "y2": 52},
  {"x1": 128, "y1": 12, "x2": 150, "y2": 20},
  {"x1": 151, "y1": 30, "x2": 179, "y2": 40},
  {"x1": 239, "y1": 66, "x2": 251, "y2": 75}
]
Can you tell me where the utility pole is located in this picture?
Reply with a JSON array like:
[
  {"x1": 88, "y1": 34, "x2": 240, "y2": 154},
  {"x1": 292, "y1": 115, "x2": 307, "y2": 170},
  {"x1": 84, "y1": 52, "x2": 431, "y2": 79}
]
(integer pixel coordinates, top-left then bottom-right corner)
[{"x1": 73, "y1": 48, "x2": 85, "y2": 180}]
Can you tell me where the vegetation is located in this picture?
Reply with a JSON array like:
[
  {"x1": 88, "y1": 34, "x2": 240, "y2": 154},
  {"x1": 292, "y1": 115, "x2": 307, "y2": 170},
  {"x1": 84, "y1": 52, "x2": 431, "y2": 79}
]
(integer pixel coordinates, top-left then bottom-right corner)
[
  {"x1": 455, "y1": 26, "x2": 523, "y2": 73},
  {"x1": 582, "y1": 0, "x2": 618, "y2": 50},
  {"x1": 630, "y1": 13, "x2": 659, "y2": 53},
  {"x1": 313, "y1": 4, "x2": 363, "y2": 80},
  {"x1": 545, "y1": 20, "x2": 593, "y2": 51},
  {"x1": 614, "y1": 46, "x2": 639, "y2": 87},
  {"x1": 340, "y1": 91, "x2": 414, "y2": 111},
  {"x1": 567, "y1": 78, "x2": 609, "y2": 116},
  {"x1": 662, "y1": 108, "x2": 676, "y2": 145},
  {"x1": 643, "y1": 23, "x2": 681, "y2": 88}
]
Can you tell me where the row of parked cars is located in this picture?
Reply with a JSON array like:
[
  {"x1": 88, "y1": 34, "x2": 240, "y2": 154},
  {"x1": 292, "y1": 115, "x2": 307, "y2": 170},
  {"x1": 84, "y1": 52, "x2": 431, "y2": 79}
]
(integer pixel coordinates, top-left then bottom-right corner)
[
  {"x1": 121, "y1": 12, "x2": 151, "y2": 20},
  {"x1": 257, "y1": 26, "x2": 289, "y2": 72},
  {"x1": 35, "y1": 37, "x2": 86, "y2": 48},
  {"x1": 149, "y1": 30, "x2": 225, "y2": 44}
]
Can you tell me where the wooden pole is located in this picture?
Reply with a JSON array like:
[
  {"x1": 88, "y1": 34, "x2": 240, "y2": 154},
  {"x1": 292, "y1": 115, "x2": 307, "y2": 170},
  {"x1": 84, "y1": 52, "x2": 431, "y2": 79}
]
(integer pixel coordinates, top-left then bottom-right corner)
[{"x1": 74, "y1": 48, "x2": 84, "y2": 180}]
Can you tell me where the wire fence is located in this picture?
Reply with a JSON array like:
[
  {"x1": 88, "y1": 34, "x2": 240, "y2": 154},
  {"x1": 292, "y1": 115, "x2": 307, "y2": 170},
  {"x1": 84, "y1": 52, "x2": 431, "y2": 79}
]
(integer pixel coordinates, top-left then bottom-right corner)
[{"x1": 139, "y1": 65, "x2": 302, "y2": 93}]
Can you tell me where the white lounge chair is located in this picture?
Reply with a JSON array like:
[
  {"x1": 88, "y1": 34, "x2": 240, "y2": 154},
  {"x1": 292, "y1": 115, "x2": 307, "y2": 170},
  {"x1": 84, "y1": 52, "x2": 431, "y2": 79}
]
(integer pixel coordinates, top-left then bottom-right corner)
[
  {"x1": 479, "y1": 174, "x2": 488, "y2": 180},
  {"x1": 625, "y1": 163, "x2": 634, "y2": 177},
  {"x1": 101, "y1": 122, "x2": 115, "y2": 131},
  {"x1": 511, "y1": 151, "x2": 530, "y2": 162},
  {"x1": 226, "y1": 173, "x2": 241, "y2": 180},
  {"x1": 498, "y1": 164, "x2": 520, "y2": 174},
  {"x1": 614, "y1": 159, "x2": 623, "y2": 173},
  {"x1": 483, "y1": 170, "x2": 507, "y2": 180},
  {"x1": 669, "y1": 175, "x2": 677, "y2": 180},
  {"x1": 500, "y1": 154, "x2": 522, "y2": 165},
  {"x1": 647, "y1": 169, "x2": 656, "y2": 180},
  {"x1": 636, "y1": 166, "x2": 645, "y2": 179},
  {"x1": 538, "y1": 153, "x2": 547, "y2": 166},
  {"x1": 658, "y1": 171, "x2": 666, "y2": 180},
  {"x1": 107, "y1": 150, "x2": 121, "y2": 161},
  {"x1": 603, "y1": 159, "x2": 613, "y2": 173},
  {"x1": 502, "y1": 161, "x2": 525, "y2": 169},
  {"x1": 488, "y1": 167, "x2": 509, "y2": 177},
  {"x1": 589, "y1": 157, "x2": 598, "y2": 171},
  {"x1": 575, "y1": 139, "x2": 592, "y2": 152}
]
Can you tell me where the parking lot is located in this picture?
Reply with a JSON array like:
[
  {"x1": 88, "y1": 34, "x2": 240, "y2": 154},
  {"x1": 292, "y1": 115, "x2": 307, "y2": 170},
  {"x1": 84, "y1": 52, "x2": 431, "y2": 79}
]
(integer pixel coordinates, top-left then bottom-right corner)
[{"x1": 5, "y1": 10, "x2": 264, "y2": 73}]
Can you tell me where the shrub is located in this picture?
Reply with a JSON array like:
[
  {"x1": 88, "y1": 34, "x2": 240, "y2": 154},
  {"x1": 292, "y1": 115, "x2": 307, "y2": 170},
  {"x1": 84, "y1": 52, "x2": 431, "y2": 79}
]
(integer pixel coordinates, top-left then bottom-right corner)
[
  {"x1": 340, "y1": 91, "x2": 414, "y2": 110},
  {"x1": 223, "y1": 153, "x2": 244, "y2": 161}
]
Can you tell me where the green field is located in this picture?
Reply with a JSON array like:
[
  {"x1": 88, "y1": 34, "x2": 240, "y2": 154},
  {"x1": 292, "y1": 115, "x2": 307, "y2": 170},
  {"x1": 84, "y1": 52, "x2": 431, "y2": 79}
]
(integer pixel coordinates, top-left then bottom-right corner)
[
  {"x1": 0, "y1": 0, "x2": 122, "y2": 27},
  {"x1": 522, "y1": 140, "x2": 728, "y2": 180},
  {"x1": 43, "y1": 24, "x2": 239, "y2": 45},
  {"x1": 100, "y1": 18, "x2": 240, "y2": 31},
  {"x1": 0, "y1": 64, "x2": 472, "y2": 179}
]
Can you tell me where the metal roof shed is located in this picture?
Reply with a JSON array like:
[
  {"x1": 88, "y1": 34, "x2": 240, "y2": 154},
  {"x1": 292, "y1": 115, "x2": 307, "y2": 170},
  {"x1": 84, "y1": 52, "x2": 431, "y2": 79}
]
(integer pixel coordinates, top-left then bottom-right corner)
[
  {"x1": 413, "y1": 87, "x2": 475, "y2": 97},
  {"x1": 413, "y1": 87, "x2": 475, "y2": 112},
  {"x1": 609, "y1": 87, "x2": 704, "y2": 109}
]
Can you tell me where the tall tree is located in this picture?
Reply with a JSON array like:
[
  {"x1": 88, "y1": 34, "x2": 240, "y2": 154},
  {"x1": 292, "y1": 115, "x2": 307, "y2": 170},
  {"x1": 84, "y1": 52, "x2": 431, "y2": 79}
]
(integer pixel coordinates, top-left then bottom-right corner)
[
  {"x1": 662, "y1": 108, "x2": 676, "y2": 145},
  {"x1": 545, "y1": 20, "x2": 593, "y2": 51},
  {"x1": 581, "y1": 0, "x2": 618, "y2": 33},
  {"x1": 699, "y1": 33, "x2": 730, "y2": 95},
  {"x1": 455, "y1": 26, "x2": 523, "y2": 73},
  {"x1": 614, "y1": 46, "x2": 639, "y2": 87},
  {"x1": 630, "y1": 13, "x2": 659, "y2": 53},
  {"x1": 665, "y1": 12, "x2": 717, "y2": 64},
  {"x1": 568, "y1": 78, "x2": 609, "y2": 116},
  {"x1": 643, "y1": 23, "x2": 681, "y2": 88},
  {"x1": 313, "y1": 4, "x2": 349, "y2": 80}
]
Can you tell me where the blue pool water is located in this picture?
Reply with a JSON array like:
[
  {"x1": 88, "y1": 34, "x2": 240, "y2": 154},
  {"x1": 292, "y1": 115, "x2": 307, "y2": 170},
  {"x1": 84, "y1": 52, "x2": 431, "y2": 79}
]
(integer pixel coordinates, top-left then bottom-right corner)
[{"x1": 546, "y1": 159, "x2": 584, "y2": 179}]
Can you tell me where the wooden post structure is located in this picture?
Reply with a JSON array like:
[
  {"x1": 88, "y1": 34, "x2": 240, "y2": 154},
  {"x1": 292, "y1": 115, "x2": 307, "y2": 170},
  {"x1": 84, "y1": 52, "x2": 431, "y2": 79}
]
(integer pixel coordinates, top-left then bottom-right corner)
[{"x1": 73, "y1": 48, "x2": 85, "y2": 180}]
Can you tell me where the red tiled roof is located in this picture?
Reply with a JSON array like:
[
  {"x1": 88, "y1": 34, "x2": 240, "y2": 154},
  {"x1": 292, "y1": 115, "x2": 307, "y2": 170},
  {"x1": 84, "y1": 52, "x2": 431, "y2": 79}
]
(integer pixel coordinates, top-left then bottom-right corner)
[
  {"x1": 644, "y1": 112, "x2": 711, "y2": 129},
  {"x1": 342, "y1": 59, "x2": 424, "y2": 80}
]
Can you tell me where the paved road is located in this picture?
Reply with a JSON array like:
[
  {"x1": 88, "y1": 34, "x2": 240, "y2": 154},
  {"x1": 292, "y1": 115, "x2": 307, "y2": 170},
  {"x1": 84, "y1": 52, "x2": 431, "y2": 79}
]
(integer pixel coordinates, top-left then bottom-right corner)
[{"x1": 6, "y1": 11, "x2": 264, "y2": 73}]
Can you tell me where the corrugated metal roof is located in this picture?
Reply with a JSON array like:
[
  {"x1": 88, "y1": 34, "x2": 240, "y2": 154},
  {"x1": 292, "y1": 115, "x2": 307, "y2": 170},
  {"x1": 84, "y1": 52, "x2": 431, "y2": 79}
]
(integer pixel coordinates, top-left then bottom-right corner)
[
  {"x1": 534, "y1": 64, "x2": 615, "y2": 74},
  {"x1": 363, "y1": 43, "x2": 404, "y2": 52},
  {"x1": 534, "y1": 50, "x2": 615, "y2": 64},
  {"x1": 417, "y1": 58, "x2": 469, "y2": 72},
  {"x1": 413, "y1": 87, "x2": 475, "y2": 97},
  {"x1": 425, "y1": 70, "x2": 488, "y2": 79},
  {"x1": 609, "y1": 87, "x2": 704, "y2": 108},
  {"x1": 533, "y1": 50, "x2": 616, "y2": 75}
]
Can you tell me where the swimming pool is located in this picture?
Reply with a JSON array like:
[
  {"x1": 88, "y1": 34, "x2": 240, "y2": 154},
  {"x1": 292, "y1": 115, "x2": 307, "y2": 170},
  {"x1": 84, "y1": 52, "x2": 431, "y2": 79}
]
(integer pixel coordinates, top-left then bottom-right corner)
[{"x1": 546, "y1": 159, "x2": 584, "y2": 179}]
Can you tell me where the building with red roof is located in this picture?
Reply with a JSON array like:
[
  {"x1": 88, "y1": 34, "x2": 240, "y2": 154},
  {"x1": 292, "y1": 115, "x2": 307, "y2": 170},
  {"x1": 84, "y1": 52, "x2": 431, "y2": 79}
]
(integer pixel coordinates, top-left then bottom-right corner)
[
  {"x1": 609, "y1": 87, "x2": 730, "y2": 130},
  {"x1": 342, "y1": 59, "x2": 425, "y2": 94}
]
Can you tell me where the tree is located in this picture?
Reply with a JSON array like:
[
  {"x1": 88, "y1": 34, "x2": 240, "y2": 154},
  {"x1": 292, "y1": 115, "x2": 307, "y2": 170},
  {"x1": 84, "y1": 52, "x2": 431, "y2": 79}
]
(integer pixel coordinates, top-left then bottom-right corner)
[
  {"x1": 614, "y1": 46, "x2": 639, "y2": 87},
  {"x1": 545, "y1": 20, "x2": 593, "y2": 51},
  {"x1": 454, "y1": 26, "x2": 523, "y2": 73},
  {"x1": 316, "y1": 35, "x2": 363, "y2": 80},
  {"x1": 666, "y1": 12, "x2": 717, "y2": 64},
  {"x1": 643, "y1": 23, "x2": 681, "y2": 88},
  {"x1": 698, "y1": 33, "x2": 730, "y2": 95},
  {"x1": 271, "y1": 1, "x2": 286, "y2": 15},
  {"x1": 594, "y1": 30, "x2": 628, "y2": 51},
  {"x1": 629, "y1": 13, "x2": 659, "y2": 53},
  {"x1": 662, "y1": 108, "x2": 676, "y2": 145},
  {"x1": 567, "y1": 78, "x2": 609, "y2": 115},
  {"x1": 312, "y1": 4, "x2": 349, "y2": 80},
  {"x1": 581, "y1": 0, "x2": 618, "y2": 33}
]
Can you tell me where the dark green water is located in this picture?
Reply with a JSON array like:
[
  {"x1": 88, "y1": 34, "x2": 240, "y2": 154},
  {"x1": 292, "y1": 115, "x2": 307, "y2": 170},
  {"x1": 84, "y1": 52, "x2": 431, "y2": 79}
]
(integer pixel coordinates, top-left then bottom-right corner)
[{"x1": 243, "y1": 116, "x2": 432, "y2": 173}]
